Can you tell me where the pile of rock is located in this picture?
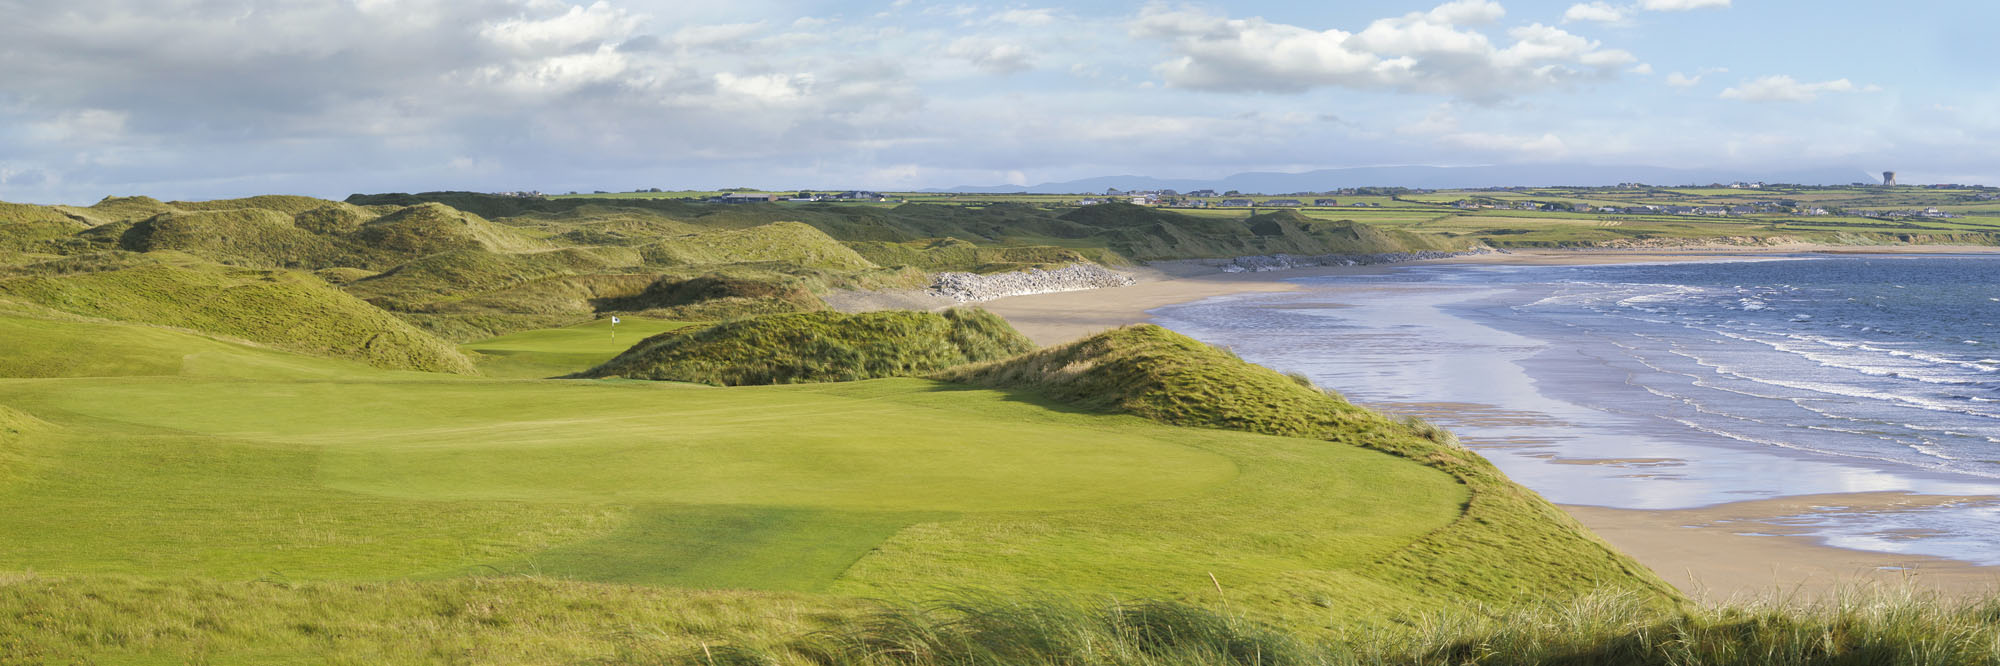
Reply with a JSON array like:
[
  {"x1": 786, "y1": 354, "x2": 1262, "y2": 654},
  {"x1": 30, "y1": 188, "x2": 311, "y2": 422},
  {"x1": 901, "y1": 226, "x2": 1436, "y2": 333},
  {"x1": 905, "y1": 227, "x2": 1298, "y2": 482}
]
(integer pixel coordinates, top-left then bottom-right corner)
[
  {"x1": 929, "y1": 264, "x2": 1136, "y2": 303},
  {"x1": 1213, "y1": 248, "x2": 1496, "y2": 273}
]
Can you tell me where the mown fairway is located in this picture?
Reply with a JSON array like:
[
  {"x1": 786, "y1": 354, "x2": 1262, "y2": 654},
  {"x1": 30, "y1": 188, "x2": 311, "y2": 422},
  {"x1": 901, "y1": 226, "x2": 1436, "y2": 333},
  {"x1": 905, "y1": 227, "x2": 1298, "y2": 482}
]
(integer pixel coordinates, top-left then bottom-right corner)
[
  {"x1": 0, "y1": 311, "x2": 1466, "y2": 610},
  {"x1": 461, "y1": 316, "x2": 694, "y2": 378}
]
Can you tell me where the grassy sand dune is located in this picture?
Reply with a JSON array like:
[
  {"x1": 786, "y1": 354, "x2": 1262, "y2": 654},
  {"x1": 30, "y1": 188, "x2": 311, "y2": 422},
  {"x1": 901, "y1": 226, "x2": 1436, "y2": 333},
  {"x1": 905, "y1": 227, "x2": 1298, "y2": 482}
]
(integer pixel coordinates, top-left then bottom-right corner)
[
  {"x1": 583, "y1": 309, "x2": 1034, "y2": 385},
  {"x1": 939, "y1": 325, "x2": 1675, "y2": 612},
  {"x1": 0, "y1": 254, "x2": 477, "y2": 374}
]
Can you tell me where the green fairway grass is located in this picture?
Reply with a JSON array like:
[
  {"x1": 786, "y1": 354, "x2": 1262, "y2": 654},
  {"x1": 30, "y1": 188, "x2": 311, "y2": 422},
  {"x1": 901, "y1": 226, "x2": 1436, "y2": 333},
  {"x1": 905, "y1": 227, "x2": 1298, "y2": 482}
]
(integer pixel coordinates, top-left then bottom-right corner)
[
  {"x1": 461, "y1": 316, "x2": 694, "y2": 377},
  {"x1": 0, "y1": 312, "x2": 1492, "y2": 624}
]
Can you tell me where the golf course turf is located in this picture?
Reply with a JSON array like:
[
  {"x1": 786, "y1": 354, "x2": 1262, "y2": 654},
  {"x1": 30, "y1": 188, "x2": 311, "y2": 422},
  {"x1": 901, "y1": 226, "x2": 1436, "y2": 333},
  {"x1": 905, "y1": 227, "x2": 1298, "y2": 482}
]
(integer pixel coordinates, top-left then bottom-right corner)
[{"x1": 0, "y1": 309, "x2": 1492, "y2": 624}]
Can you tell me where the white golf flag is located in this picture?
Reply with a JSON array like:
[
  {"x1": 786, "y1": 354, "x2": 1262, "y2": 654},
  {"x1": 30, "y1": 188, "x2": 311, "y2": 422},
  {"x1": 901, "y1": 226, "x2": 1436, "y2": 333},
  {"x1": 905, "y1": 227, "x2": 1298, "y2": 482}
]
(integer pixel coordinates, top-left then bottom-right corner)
[{"x1": 611, "y1": 316, "x2": 621, "y2": 325}]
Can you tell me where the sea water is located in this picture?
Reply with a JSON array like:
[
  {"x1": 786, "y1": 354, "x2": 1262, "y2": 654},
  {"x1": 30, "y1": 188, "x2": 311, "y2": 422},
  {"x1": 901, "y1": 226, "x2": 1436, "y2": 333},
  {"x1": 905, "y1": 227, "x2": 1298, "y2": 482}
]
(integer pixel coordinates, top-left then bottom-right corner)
[{"x1": 1152, "y1": 255, "x2": 2000, "y2": 565}]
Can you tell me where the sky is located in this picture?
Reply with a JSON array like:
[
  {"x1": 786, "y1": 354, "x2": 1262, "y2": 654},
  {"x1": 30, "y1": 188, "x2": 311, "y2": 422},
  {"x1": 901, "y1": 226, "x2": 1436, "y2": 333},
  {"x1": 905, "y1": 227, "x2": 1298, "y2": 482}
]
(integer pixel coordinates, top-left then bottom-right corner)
[{"x1": 2, "y1": 0, "x2": 1995, "y2": 204}]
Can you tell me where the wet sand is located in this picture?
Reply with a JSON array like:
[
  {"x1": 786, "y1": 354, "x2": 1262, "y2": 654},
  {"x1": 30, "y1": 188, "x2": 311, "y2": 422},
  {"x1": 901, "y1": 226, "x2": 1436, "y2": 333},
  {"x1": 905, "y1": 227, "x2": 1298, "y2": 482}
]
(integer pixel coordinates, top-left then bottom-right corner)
[
  {"x1": 1566, "y1": 495, "x2": 2000, "y2": 601},
  {"x1": 981, "y1": 246, "x2": 2000, "y2": 600}
]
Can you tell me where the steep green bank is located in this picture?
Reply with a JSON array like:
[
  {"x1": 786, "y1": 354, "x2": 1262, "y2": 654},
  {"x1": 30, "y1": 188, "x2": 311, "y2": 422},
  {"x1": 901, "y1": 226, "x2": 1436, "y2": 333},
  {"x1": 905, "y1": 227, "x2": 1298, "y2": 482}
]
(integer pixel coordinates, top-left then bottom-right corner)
[
  {"x1": 582, "y1": 309, "x2": 1033, "y2": 385},
  {"x1": 938, "y1": 325, "x2": 1675, "y2": 608},
  {"x1": 0, "y1": 253, "x2": 476, "y2": 374}
]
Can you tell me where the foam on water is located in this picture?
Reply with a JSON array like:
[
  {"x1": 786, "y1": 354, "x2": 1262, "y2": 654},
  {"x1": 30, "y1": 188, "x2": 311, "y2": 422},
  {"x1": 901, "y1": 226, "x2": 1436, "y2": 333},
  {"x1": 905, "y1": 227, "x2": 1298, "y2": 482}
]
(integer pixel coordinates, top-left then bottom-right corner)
[{"x1": 1149, "y1": 255, "x2": 2000, "y2": 565}]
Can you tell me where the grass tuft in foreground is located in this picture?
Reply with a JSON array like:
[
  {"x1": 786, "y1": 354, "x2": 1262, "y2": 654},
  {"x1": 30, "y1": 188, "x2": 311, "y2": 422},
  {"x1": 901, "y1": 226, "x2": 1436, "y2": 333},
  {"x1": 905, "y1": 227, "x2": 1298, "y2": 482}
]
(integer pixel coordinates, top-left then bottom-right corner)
[{"x1": 681, "y1": 589, "x2": 2000, "y2": 666}]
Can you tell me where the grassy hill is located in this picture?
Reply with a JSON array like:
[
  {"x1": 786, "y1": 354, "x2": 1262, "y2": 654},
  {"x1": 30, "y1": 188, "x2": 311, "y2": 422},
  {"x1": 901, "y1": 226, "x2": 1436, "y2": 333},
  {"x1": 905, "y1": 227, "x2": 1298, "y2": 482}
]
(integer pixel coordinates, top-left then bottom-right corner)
[
  {"x1": 0, "y1": 253, "x2": 476, "y2": 374},
  {"x1": 847, "y1": 237, "x2": 1099, "y2": 272},
  {"x1": 581, "y1": 309, "x2": 1034, "y2": 385},
  {"x1": 117, "y1": 207, "x2": 352, "y2": 268},
  {"x1": 349, "y1": 202, "x2": 549, "y2": 257},
  {"x1": 639, "y1": 221, "x2": 878, "y2": 270},
  {"x1": 937, "y1": 324, "x2": 1674, "y2": 610}
]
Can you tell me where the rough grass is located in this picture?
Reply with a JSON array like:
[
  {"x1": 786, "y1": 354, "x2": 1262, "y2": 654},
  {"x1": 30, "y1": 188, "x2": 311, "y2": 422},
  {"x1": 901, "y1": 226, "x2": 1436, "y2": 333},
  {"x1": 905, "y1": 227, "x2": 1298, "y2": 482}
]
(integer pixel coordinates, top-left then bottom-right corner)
[
  {"x1": 937, "y1": 325, "x2": 1675, "y2": 610},
  {"x1": 0, "y1": 253, "x2": 476, "y2": 373},
  {"x1": 0, "y1": 573, "x2": 854, "y2": 665},
  {"x1": 348, "y1": 202, "x2": 549, "y2": 257},
  {"x1": 119, "y1": 207, "x2": 353, "y2": 268},
  {"x1": 1057, "y1": 205, "x2": 1466, "y2": 260},
  {"x1": 582, "y1": 309, "x2": 1035, "y2": 385},
  {"x1": 682, "y1": 589, "x2": 2000, "y2": 666},
  {"x1": 846, "y1": 238, "x2": 1094, "y2": 273},
  {"x1": 591, "y1": 274, "x2": 829, "y2": 320},
  {"x1": 640, "y1": 221, "x2": 879, "y2": 271},
  {"x1": 11, "y1": 580, "x2": 1989, "y2": 665},
  {"x1": 342, "y1": 247, "x2": 627, "y2": 311}
]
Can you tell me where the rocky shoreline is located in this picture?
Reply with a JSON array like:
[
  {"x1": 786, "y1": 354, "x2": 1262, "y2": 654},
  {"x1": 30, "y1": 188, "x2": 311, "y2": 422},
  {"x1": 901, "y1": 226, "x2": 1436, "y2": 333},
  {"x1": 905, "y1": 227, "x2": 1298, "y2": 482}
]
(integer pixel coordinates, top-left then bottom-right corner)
[{"x1": 928, "y1": 264, "x2": 1136, "y2": 303}]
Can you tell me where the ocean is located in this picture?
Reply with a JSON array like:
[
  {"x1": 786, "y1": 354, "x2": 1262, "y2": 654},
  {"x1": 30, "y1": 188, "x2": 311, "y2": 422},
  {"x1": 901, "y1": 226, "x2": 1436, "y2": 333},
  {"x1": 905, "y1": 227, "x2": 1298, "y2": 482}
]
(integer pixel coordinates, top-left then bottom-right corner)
[{"x1": 1152, "y1": 254, "x2": 2000, "y2": 565}]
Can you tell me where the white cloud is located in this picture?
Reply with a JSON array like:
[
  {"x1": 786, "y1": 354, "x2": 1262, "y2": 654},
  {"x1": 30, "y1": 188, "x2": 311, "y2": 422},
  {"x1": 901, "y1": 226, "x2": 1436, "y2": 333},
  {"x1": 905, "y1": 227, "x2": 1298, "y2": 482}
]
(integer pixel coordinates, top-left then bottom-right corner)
[
  {"x1": 482, "y1": 1, "x2": 642, "y2": 54},
  {"x1": 671, "y1": 22, "x2": 767, "y2": 50},
  {"x1": 990, "y1": 8, "x2": 1057, "y2": 27},
  {"x1": 28, "y1": 109, "x2": 131, "y2": 143},
  {"x1": 1426, "y1": 0, "x2": 1506, "y2": 25},
  {"x1": 1396, "y1": 105, "x2": 1567, "y2": 158},
  {"x1": 1721, "y1": 75, "x2": 1877, "y2": 102},
  {"x1": 1638, "y1": 0, "x2": 1730, "y2": 9},
  {"x1": 1664, "y1": 67, "x2": 1725, "y2": 87},
  {"x1": 1562, "y1": 2, "x2": 1629, "y2": 24},
  {"x1": 1131, "y1": 2, "x2": 1636, "y2": 101},
  {"x1": 712, "y1": 72, "x2": 814, "y2": 105},
  {"x1": 946, "y1": 37, "x2": 1034, "y2": 74},
  {"x1": 1629, "y1": 63, "x2": 1653, "y2": 75},
  {"x1": 471, "y1": 45, "x2": 631, "y2": 95}
]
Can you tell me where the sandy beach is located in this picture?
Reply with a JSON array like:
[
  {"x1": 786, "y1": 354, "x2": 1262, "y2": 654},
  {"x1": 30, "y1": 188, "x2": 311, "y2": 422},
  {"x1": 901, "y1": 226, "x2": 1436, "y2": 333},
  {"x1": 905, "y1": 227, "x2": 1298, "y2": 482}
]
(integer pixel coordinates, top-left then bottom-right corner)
[{"x1": 981, "y1": 246, "x2": 2000, "y2": 601}]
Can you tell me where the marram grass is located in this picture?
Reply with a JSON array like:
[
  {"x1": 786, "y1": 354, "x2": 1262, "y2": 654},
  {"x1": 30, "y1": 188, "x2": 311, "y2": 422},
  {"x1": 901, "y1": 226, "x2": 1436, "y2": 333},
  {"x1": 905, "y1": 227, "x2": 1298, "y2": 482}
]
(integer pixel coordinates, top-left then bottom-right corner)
[{"x1": 682, "y1": 589, "x2": 2000, "y2": 666}]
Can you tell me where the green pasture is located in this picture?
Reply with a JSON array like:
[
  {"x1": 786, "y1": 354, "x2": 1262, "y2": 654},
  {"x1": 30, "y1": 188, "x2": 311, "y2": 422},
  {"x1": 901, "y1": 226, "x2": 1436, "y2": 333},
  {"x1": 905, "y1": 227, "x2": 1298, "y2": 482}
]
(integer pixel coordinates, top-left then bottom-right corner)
[{"x1": 461, "y1": 316, "x2": 694, "y2": 378}]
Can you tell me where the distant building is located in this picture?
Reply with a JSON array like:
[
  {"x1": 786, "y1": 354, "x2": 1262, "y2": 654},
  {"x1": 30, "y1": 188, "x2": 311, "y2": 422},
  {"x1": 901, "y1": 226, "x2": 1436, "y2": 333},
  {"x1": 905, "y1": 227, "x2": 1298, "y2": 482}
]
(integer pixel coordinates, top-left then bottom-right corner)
[
  {"x1": 1219, "y1": 198, "x2": 1254, "y2": 207},
  {"x1": 1314, "y1": 198, "x2": 1339, "y2": 207},
  {"x1": 1264, "y1": 199, "x2": 1302, "y2": 207},
  {"x1": 1883, "y1": 171, "x2": 1898, "y2": 187},
  {"x1": 1189, "y1": 189, "x2": 1219, "y2": 197},
  {"x1": 715, "y1": 193, "x2": 778, "y2": 204}
]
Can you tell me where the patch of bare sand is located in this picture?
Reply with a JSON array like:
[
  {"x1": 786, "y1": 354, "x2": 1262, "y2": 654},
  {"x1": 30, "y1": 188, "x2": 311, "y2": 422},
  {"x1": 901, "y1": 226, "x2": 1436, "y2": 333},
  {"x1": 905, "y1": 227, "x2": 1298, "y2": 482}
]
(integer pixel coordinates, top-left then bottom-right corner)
[{"x1": 1567, "y1": 493, "x2": 2000, "y2": 602}]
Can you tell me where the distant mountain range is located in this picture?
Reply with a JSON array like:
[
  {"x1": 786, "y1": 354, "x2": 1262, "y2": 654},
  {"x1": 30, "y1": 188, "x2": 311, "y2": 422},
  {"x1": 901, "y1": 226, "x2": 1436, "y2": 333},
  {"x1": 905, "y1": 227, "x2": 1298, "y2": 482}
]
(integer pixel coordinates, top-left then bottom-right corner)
[{"x1": 935, "y1": 165, "x2": 1880, "y2": 194}]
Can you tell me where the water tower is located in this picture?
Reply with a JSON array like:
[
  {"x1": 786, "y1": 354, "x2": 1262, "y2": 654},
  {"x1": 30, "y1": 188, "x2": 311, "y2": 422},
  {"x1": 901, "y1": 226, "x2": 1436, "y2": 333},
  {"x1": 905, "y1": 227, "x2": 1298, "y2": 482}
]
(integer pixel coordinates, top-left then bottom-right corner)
[{"x1": 1882, "y1": 171, "x2": 1897, "y2": 186}]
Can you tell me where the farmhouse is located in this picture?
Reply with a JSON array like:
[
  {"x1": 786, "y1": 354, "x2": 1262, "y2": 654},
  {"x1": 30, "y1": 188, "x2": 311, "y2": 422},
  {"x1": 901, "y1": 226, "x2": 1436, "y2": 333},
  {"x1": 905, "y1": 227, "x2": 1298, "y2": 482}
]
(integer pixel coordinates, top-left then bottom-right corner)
[
  {"x1": 1264, "y1": 199, "x2": 1302, "y2": 207},
  {"x1": 1314, "y1": 198, "x2": 1339, "y2": 206},
  {"x1": 1220, "y1": 198, "x2": 1254, "y2": 207}
]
